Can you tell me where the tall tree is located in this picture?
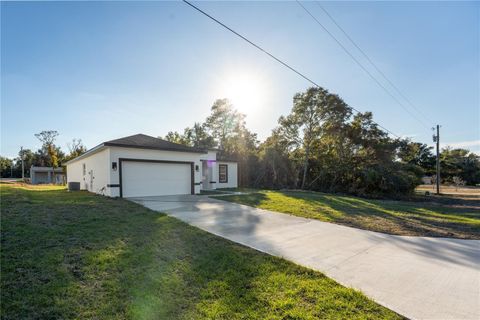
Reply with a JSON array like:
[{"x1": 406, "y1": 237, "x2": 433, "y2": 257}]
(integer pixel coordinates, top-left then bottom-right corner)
[
  {"x1": 278, "y1": 87, "x2": 351, "y2": 189},
  {"x1": 0, "y1": 156, "x2": 13, "y2": 178},
  {"x1": 258, "y1": 129, "x2": 296, "y2": 188},
  {"x1": 35, "y1": 130, "x2": 59, "y2": 168},
  {"x1": 398, "y1": 140, "x2": 435, "y2": 175},
  {"x1": 17, "y1": 148, "x2": 35, "y2": 177},
  {"x1": 205, "y1": 99, "x2": 244, "y2": 151},
  {"x1": 163, "y1": 131, "x2": 188, "y2": 145},
  {"x1": 441, "y1": 148, "x2": 480, "y2": 185},
  {"x1": 183, "y1": 123, "x2": 216, "y2": 149}
]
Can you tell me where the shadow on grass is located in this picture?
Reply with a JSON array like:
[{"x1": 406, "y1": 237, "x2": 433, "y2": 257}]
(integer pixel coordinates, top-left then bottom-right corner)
[
  {"x1": 243, "y1": 190, "x2": 480, "y2": 239},
  {"x1": 1, "y1": 186, "x2": 400, "y2": 319}
]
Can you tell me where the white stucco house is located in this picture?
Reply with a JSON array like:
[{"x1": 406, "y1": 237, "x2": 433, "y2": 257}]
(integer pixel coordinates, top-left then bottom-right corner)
[{"x1": 65, "y1": 134, "x2": 238, "y2": 197}]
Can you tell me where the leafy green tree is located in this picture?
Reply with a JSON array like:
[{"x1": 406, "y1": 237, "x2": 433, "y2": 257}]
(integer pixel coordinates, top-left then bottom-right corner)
[
  {"x1": 163, "y1": 131, "x2": 189, "y2": 145},
  {"x1": 258, "y1": 129, "x2": 297, "y2": 188},
  {"x1": 32, "y1": 148, "x2": 50, "y2": 167},
  {"x1": 398, "y1": 140, "x2": 435, "y2": 175},
  {"x1": 278, "y1": 87, "x2": 351, "y2": 189},
  {"x1": 459, "y1": 152, "x2": 480, "y2": 185},
  {"x1": 16, "y1": 149, "x2": 35, "y2": 177},
  {"x1": 0, "y1": 156, "x2": 14, "y2": 178},
  {"x1": 183, "y1": 123, "x2": 216, "y2": 149},
  {"x1": 34, "y1": 131, "x2": 59, "y2": 168},
  {"x1": 441, "y1": 148, "x2": 480, "y2": 185},
  {"x1": 205, "y1": 99, "x2": 244, "y2": 151}
]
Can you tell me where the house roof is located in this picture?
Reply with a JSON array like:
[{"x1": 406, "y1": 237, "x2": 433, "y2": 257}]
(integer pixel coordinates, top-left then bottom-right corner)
[
  {"x1": 103, "y1": 134, "x2": 207, "y2": 154},
  {"x1": 64, "y1": 134, "x2": 207, "y2": 165},
  {"x1": 31, "y1": 166, "x2": 64, "y2": 173},
  {"x1": 216, "y1": 155, "x2": 238, "y2": 162}
]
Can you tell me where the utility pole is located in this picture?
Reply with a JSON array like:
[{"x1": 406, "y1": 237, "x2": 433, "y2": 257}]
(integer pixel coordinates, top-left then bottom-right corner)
[
  {"x1": 20, "y1": 146, "x2": 25, "y2": 180},
  {"x1": 433, "y1": 125, "x2": 441, "y2": 195}
]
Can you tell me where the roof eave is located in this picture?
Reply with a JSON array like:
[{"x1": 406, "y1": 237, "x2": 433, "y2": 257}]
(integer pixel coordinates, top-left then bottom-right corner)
[{"x1": 104, "y1": 143, "x2": 207, "y2": 154}]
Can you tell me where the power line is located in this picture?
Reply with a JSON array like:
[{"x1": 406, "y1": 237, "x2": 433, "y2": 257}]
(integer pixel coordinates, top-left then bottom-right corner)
[
  {"x1": 295, "y1": 0, "x2": 431, "y2": 130},
  {"x1": 182, "y1": 0, "x2": 400, "y2": 138},
  {"x1": 315, "y1": 1, "x2": 431, "y2": 123}
]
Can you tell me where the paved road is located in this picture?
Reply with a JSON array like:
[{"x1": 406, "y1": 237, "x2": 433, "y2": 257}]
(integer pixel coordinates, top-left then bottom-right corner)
[{"x1": 130, "y1": 195, "x2": 480, "y2": 320}]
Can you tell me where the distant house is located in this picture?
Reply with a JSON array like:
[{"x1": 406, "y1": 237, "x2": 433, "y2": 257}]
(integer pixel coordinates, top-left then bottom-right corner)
[
  {"x1": 30, "y1": 166, "x2": 65, "y2": 184},
  {"x1": 422, "y1": 176, "x2": 433, "y2": 185},
  {"x1": 65, "y1": 134, "x2": 238, "y2": 198}
]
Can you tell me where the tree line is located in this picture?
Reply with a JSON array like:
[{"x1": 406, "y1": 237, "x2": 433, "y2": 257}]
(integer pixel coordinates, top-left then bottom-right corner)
[
  {"x1": 2, "y1": 86, "x2": 478, "y2": 195},
  {"x1": 164, "y1": 87, "x2": 480, "y2": 195},
  {"x1": 0, "y1": 131, "x2": 86, "y2": 178}
]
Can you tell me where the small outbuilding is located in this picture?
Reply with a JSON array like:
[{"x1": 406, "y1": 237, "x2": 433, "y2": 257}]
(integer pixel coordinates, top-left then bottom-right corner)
[
  {"x1": 65, "y1": 134, "x2": 238, "y2": 197},
  {"x1": 30, "y1": 166, "x2": 65, "y2": 185}
]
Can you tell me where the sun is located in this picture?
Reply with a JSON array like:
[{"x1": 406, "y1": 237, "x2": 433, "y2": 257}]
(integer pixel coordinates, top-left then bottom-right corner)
[{"x1": 219, "y1": 72, "x2": 268, "y2": 116}]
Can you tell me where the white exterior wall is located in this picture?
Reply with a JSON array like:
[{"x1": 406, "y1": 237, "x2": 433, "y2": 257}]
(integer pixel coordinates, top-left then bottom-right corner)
[
  {"x1": 216, "y1": 161, "x2": 238, "y2": 189},
  {"x1": 66, "y1": 145, "x2": 239, "y2": 197},
  {"x1": 66, "y1": 148, "x2": 110, "y2": 195},
  {"x1": 204, "y1": 150, "x2": 218, "y2": 161},
  {"x1": 108, "y1": 147, "x2": 206, "y2": 197}
]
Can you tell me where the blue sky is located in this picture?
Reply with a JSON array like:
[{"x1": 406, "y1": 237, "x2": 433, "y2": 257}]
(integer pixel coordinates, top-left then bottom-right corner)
[{"x1": 1, "y1": 1, "x2": 479, "y2": 158}]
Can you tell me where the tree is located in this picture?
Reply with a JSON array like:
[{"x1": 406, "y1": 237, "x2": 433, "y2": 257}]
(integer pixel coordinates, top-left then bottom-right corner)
[
  {"x1": 441, "y1": 148, "x2": 480, "y2": 185},
  {"x1": 17, "y1": 148, "x2": 35, "y2": 177},
  {"x1": 35, "y1": 131, "x2": 59, "y2": 168},
  {"x1": 65, "y1": 139, "x2": 87, "y2": 161},
  {"x1": 183, "y1": 123, "x2": 216, "y2": 149},
  {"x1": 458, "y1": 152, "x2": 480, "y2": 186},
  {"x1": 155, "y1": 87, "x2": 450, "y2": 195},
  {"x1": 278, "y1": 87, "x2": 351, "y2": 189},
  {"x1": 398, "y1": 140, "x2": 435, "y2": 175},
  {"x1": 205, "y1": 99, "x2": 244, "y2": 151},
  {"x1": 163, "y1": 131, "x2": 189, "y2": 146},
  {"x1": 257, "y1": 129, "x2": 296, "y2": 188},
  {"x1": 0, "y1": 156, "x2": 13, "y2": 178}
]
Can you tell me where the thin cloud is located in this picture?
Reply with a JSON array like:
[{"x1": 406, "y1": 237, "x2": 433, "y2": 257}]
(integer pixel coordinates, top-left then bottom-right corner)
[
  {"x1": 400, "y1": 134, "x2": 418, "y2": 139},
  {"x1": 442, "y1": 140, "x2": 480, "y2": 149}
]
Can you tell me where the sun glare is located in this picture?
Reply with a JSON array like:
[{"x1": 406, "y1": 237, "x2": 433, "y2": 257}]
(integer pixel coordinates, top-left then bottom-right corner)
[{"x1": 219, "y1": 73, "x2": 268, "y2": 116}]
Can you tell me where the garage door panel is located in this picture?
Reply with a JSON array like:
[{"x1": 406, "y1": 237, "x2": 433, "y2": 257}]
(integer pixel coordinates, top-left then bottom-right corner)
[{"x1": 122, "y1": 161, "x2": 191, "y2": 197}]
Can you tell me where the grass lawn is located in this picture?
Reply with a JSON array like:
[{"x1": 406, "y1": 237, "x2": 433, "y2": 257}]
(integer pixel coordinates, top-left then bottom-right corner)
[
  {"x1": 1, "y1": 183, "x2": 402, "y2": 320},
  {"x1": 214, "y1": 190, "x2": 480, "y2": 239}
]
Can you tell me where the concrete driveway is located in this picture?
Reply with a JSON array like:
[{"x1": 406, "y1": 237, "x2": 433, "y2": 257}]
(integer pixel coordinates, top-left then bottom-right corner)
[{"x1": 130, "y1": 195, "x2": 480, "y2": 320}]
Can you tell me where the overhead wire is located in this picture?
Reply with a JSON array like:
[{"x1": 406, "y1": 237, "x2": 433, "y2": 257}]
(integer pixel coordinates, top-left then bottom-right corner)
[
  {"x1": 182, "y1": 0, "x2": 401, "y2": 138},
  {"x1": 295, "y1": 0, "x2": 431, "y2": 130},
  {"x1": 314, "y1": 1, "x2": 432, "y2": 123}
]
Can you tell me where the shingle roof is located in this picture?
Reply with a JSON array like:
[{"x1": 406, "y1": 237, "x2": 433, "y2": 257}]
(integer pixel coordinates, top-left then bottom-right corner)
[{"x1": 103, "y1": 134, "x2": 206, "y2": 154}]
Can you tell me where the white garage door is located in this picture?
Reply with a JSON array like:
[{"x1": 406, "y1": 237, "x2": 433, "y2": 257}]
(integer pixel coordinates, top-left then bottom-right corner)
[{"x1": 122, "y1": 161, "x2": 192, "y2": 197}]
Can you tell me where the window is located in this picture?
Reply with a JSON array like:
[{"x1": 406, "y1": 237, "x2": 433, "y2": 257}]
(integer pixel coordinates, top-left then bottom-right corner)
[
  {"x1": 82, "y1": 163, "x2": 86, "y2": 176},
  {"x1": 219, "y1": 164, "x2": 228, "y2": 183}
]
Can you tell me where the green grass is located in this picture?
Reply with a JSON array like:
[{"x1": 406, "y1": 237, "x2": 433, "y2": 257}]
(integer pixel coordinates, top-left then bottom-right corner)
[
  {"x1": 214, "y1": 190, "x2": 480, "y2": 239},
  {"x1": 1, "y1": 183, "x2": 402, "y2": 319}
]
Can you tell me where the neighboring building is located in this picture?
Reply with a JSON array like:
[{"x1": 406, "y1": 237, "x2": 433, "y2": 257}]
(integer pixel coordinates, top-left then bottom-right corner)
[
  {"x1": 65, "y1": 134, "x2": 238, "y2": 197},
  {"x1": 30, "y1": 166, "x2": 65, "y2": 185},
  {"x1": 422, "y1": 176, "x2": 433, "y2": 185}
]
